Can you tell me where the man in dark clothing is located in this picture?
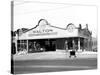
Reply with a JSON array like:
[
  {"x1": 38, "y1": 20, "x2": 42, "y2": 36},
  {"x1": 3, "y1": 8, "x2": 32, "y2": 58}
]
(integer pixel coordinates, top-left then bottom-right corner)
[{"x1": 69, "y1": 40, "x2": 76, "y2": 58}]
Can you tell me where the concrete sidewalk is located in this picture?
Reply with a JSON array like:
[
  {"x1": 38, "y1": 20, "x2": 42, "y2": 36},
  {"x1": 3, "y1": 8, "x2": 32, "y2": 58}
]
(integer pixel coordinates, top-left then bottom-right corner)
[{"x1": 13, "y1": 50, "x2": 97, "y2": 61}]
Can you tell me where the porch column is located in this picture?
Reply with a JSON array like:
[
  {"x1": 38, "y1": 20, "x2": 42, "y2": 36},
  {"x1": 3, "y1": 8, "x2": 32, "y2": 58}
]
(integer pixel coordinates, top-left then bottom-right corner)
[
  {"x1": 27, "y1": 40, "x2": 28, "y2": 53},
  {"x1": 72, "y1": 39, "x2": 75, "y2": 50},
  {"x1": 15, "y1": 40, "x2": 18, "y2": 54},
  {"x1": 78, "y1": 38, "x2": 81, "y2": 51},
  {"x1": 65, "y1": 40, "x2": 68, "y2": 51},
  {"x1": 15, "y1": 34, "x2": 18, "y2": 54}
]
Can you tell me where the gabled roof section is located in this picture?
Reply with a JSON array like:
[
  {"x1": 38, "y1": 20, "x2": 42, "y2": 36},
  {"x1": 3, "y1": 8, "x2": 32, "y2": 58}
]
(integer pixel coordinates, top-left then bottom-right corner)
[
  {"x1": 17, "y1": 19, "x2": 81, "y2": 38},
  {"x1": 21, "y1": 19, "x2": 70, "y2": 34},
  {"x1": 18, "y1": 19, "x2": 79, "y2": 40}
]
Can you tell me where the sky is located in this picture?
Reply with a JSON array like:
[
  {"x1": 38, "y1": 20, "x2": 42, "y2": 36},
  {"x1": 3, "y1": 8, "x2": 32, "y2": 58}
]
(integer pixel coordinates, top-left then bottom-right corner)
[{"x1": 13, "y1": 1, "x2": 97, "y2": 38}]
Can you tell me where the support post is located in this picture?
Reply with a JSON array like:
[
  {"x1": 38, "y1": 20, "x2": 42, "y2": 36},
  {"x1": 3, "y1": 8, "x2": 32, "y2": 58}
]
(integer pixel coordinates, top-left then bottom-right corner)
[
  {"x1": 72, "y1": 39, "x2": 75, "y2": 50},
  {"x1": 15, "y1": 40, "x2": 18, "y2": 54},
  {"x1": 65, "y1": 40, "x2": 68, "y2": 51},
  {"x1": 27, "y1": 40, "x2": 28, "y2": 54},
  {"x1": 15, "y1": 34, "x2": 18, "y2": 54},
  {"x1": 78, "y1": 38, "x2": 81, "y2": 51}
]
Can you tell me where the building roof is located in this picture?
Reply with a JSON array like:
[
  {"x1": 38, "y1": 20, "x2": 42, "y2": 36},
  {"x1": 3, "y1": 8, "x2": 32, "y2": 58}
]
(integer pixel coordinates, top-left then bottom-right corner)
[{"x1": 15, "y1": 19, "x2": 92, "y2": 40}]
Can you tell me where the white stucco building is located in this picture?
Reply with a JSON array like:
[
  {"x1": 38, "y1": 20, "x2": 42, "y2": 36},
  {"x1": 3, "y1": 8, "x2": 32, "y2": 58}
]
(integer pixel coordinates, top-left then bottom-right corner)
[{"x1": 13, "y1": 19, "x2": 92, "y2": 54}]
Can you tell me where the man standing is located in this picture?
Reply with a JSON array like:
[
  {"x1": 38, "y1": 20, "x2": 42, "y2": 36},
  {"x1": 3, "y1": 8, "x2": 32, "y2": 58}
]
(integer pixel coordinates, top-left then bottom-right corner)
[{"x1": 69, "y1": 40, "x2": 76, "y2": 58}]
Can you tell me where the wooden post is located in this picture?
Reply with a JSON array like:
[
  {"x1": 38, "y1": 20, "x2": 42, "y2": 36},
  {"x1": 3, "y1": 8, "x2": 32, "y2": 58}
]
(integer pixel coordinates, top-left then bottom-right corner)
[
  {"x1": 78, "y1": 38, "x2": 80, "y2": 51},
  {"x1": 15, "y1": 40, "x2": 18, "y2": 54},
  {"x1": 72, "y1": 39, "x2": 75, "y2": 50},
  {"x1": 15, "y1": 34, "x2": 18, "y2": 54},
  {"x1": 65, "y1": 40, "x2": 68, "y2": 51},
  {"x1": 27, "y1": 40, "x2": 28, "y2": 54}
]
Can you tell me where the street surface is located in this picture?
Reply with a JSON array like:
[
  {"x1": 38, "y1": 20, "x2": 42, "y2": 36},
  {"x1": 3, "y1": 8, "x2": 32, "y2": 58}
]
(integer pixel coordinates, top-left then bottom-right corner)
[{"x1": 13, "y1": 50, "x2": 97, "y2": 74}]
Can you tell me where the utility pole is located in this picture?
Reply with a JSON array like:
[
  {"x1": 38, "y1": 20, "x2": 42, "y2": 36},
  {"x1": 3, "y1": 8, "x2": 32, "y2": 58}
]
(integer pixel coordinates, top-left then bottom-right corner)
[{"x1": 11, "y1": 0, "x2": 14, "y2": 74}]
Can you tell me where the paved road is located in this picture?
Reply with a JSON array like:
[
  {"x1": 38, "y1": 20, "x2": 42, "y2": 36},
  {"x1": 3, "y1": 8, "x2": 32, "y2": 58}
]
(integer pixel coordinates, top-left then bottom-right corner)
[{"x1": 13, "y1": 58, "x2": 97, "y2": 74}]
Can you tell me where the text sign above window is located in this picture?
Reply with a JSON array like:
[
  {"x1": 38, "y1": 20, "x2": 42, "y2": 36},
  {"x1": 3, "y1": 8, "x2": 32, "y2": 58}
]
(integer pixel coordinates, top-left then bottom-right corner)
[
  {"x1": 28, "y1": 29, "x2": 57, "y2": 36},
  {"x1": 33, "y1": 29, "x2": 53, "y2": 33}
]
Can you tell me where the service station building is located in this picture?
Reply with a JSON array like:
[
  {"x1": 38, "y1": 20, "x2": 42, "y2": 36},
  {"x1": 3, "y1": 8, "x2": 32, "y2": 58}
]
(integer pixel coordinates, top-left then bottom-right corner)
[{"x1": 13, "y1": 19, "x2": 92, "y2": 54}]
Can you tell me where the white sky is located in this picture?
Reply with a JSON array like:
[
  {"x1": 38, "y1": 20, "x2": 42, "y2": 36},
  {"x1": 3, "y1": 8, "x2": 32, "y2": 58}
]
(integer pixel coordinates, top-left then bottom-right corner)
[{"x1": 13, "y1": 1, "x2": 97, "y2": 38}]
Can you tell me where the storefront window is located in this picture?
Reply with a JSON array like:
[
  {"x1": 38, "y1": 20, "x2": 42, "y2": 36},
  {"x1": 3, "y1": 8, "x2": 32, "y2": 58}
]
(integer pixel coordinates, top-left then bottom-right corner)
[
  {"x1": 28, "y1": 41, "x2": 41, "y2": 53},
  {"x1": 17, "y1": 40, "x2": 27, "y2": 52}
]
